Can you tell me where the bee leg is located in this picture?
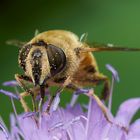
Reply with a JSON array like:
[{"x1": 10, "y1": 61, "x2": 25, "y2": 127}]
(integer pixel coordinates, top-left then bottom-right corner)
[
  {"x1": 38, "y1": 85, "x2": 46, "y2": 111},
  {"x1": 66, "y1": 83, "x2": 79, "y2": 91},
  {"x1": 19, "y1": 92, "x2": 30, "y2": 112},
  {"x1": 66, "y1": 84, "x2": 112, "y2": 123},
  {"x1": 46, "y1": 76, "x2": 71, "y2": 113},
  {"x1": 89, "y1": 90, "x2": 113, "y2": 123},
  {"x1": 82, "y1": 72, "x2": 110, "y2": 100},
  {"x1": 46, "y1": 92, "x2": 56, "y2": 113},
  {"x1": 93, "y1": 73, "x2": 110, "y2": 100},
  {"x1": 15, "y1": 74, "x2": 37, "y2": 111}
]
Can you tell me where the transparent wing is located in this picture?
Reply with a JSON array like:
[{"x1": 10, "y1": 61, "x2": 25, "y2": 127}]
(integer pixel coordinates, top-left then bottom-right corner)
[
  {"x1": 82, "y1": 42, "x2": 140, "y2": 52},
  {"x1": 6, "y1": 40, "x2": 27, "y2": 48}
]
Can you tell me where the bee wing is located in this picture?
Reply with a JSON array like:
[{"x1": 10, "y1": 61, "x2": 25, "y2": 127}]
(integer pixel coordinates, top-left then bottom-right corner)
[
  {"x1": 6, "y1": 39, "x2": 27, "y2": 48},
  {"x1": 81, "y1": 42, "x2": 140, "y2": 52}
]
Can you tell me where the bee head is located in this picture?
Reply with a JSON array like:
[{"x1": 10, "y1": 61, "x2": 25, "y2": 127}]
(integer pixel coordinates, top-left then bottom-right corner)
[{"x1": 18, "y1": 40, "x2": 66, "y2": 86}]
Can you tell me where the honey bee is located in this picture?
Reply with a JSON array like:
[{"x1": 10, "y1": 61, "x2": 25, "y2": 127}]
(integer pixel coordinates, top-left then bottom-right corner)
[{"x1": 11, "y1": 30, "x2": 140, "y2": 113}]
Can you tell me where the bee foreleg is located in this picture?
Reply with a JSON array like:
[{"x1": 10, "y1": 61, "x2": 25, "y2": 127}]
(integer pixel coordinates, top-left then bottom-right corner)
[
  {"x1": 15, "y1": 74, "x2": 37, "y2": 111},
  {"x1": 20, "y1": 92, "x2": 30, "y2": 112}
]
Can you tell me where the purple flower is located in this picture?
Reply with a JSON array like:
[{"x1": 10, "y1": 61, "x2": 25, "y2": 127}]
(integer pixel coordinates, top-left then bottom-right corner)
[
  {"x1": 0, "y1": 65, "x2": 140, "y2": 140},
  {"x1": 0, "y1": 94, "x2": 140, "y2": 140}
]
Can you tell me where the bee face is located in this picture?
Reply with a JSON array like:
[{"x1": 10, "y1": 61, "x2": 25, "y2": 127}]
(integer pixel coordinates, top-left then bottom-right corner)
[{"x1": 19, "y1": 40, "x2": 66, "y2": 86}]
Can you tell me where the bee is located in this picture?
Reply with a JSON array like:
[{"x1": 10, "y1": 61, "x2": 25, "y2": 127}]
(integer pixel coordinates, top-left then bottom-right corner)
[{"x1": 11, "y1": 30, "x2": 140, "y2": 113}]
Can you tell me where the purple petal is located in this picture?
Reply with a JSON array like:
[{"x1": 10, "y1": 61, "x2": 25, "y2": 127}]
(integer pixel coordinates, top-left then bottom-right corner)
[
  {"x1": 106, "y1": 64, "x2": 120, "y2": 82},
  {"x1": 85, "y1": 89, "x2": 115, "y2": 140},
  {"x1": 85, "y1": 97, "x2": 115, "y2": 140},
  {"x1": 105, "y1": 124, "x2": 126, "y2": 140},
  {"x1": 66, "y1": 120, "x2": 86, "y2": 140},
  {"x1": 11, "y1": 126, "x2": 25, "y2": 140},
  {"x1": 0, "y1": 132, "x2": 8, "y2": 140},
  {"x1": 70, "y1": 94, "x2": 79, "y2": 107},
  {"x1": 85, "y1": 97, "x2": 106, "y2": 139},
  {"x1": 66, "y1": 104, "x2": 84, "y2": 117},
  {"x1": 0, "y1": 122, "x2": 9, "y2": 139},
  {"x1": 0, "y1": 89, "x2": 19, "y2": 100},
  {"x1": 115, "y1": 98, "x2": 140, "y2": 128},
  {"x1": 17, "y1": 115, "x2": 38, "y2": 139},
  {"x1": 3, "y1": 80, "x2": 19, "y2": 87},
  {"x1": 51, "y1": 92, "x2": 60, "y2": 112},
  {"x1": 127, "y1": 119, "x2": 140, "y2": 139}
]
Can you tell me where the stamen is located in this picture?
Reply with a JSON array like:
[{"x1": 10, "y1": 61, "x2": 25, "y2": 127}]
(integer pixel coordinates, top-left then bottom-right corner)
[
  {"x1": 51, "y1": 92, "x2": 60, "y2": 112},
  {"x1": 70, "y1": 94, "x2": 79, "y2": 107},
  {"x1": 11, "y1": 97, "x2": 18, "y2": 118},
  {"x1": 62, "y1": 115, "x2": 87, "y2": 130},
  {"x1": 49, "y1": 122, "x2": 63, "y2": 131},
  {"x1": 12, "y1": 126, "x2": 25, "y2": 139},
  {"x1": 106, "y1": 64, "x2": 120, "y2": 82},
  {"x1": 106, "y1": 64, "x2": 120, "y2": 111},
  {"x1": 3, "y1": 80, "x2": 18, "y2": 87},
  {"x1": 52, "y1": 135, "x2": 61, "y2": 140},
  {"x1": 108, "y1": 76, "x2": 114, "y2": 112},
  {"x1": 49, "y1": 115, "x2": 87, "y2": 132},
  {"x1": 0, "y1": 89, "x2": 19, "y2": 100},
  {"x1": 22, "y1": 112, "x2": 37, "y2": 119},
  {"x1": 70, "y1": 88, "x2": 89, "y2": 107}
]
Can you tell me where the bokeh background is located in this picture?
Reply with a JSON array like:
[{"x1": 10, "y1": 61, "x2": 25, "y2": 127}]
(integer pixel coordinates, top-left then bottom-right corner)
[{"x1": 0, "y1": 0, "x2": 140, "y2": 126}]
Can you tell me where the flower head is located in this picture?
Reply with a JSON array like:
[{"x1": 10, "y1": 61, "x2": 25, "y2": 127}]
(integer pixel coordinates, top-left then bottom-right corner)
[
  {"x1": 0, "y1": 94, "x2": 140, "y2": 140},
  {"x1": 0, "y1": 65, "x2": 140, "y2": 140}
]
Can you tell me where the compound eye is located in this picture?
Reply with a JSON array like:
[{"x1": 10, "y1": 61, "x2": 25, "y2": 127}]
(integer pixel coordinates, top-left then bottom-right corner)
[
  {"x1": 47, "y1": 44, "x2": 66, "y2": 76},
  {"x1": 19, "y1": 44, "x2": 32, "y2": 71}
]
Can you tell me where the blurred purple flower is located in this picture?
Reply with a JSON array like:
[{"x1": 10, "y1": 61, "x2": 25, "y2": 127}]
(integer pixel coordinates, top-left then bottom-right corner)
[{"x1": 0, "y1": 64, "x2": 140, "y2": 140}]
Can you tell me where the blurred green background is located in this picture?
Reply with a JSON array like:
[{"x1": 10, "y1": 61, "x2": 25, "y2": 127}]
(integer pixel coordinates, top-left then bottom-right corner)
[{"x1": 0, "y1": 0, "x2": 140, "y2": 125}]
